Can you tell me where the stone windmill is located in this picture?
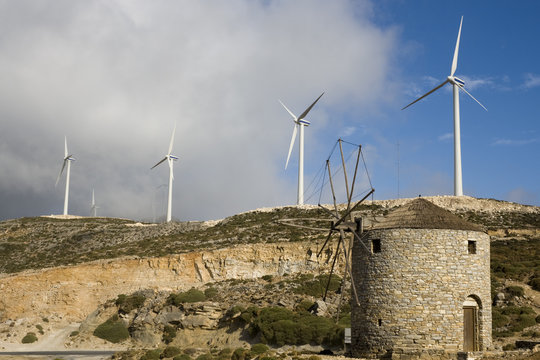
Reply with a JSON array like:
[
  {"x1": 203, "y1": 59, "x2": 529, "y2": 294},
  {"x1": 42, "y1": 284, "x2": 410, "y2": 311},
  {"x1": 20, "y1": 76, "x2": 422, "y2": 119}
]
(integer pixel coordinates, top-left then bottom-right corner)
[{"x1": 351, "y1": 198, "x2": 492, "y2": 358}]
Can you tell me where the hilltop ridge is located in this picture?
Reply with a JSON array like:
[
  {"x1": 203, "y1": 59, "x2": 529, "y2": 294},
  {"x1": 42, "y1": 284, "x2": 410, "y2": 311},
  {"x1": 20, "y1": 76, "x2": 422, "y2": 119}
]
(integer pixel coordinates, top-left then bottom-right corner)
[{"x1": 0, "y1": 196, "x2": 538, "y2": 355}]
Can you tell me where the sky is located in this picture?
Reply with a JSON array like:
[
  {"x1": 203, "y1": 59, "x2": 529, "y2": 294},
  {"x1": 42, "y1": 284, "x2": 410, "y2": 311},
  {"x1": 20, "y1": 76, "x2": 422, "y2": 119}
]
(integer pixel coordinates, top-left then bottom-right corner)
[{"x1": 0, "y1": 0, "x2": 539, "y2": 222}]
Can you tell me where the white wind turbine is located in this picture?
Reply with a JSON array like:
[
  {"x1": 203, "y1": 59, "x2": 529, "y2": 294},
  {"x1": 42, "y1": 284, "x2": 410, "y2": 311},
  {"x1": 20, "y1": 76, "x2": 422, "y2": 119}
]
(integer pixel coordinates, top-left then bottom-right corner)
[
  {"x1": 280, "y1": 92, "x2": 324, "y2": 205},
  {"x1": 90, "y1": 189, "x2": 99, "y2": 217},
  {"x1": 55, "y1": 136, "x2": 75, "y2": 216},
  {"x1": 402, "y1": 16, "x2": 487, "y2": 196},
  {"x1": 151, "y1": 124, "x2": 178, "y2": 222}
]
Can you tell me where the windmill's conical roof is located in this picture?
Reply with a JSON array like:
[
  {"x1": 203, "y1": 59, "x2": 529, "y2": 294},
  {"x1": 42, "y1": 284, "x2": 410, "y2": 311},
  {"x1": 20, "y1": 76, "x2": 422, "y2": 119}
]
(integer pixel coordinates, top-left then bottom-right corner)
[{"x1": 372, "y1": 197, "x2": 483, "y2": 231}]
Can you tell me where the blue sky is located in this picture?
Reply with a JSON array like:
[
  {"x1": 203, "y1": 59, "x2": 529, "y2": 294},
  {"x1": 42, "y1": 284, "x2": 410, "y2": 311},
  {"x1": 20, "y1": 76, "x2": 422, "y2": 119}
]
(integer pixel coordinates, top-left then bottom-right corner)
[{"x1": 0, "y1": 0, "x2": 538, "y2": 222}]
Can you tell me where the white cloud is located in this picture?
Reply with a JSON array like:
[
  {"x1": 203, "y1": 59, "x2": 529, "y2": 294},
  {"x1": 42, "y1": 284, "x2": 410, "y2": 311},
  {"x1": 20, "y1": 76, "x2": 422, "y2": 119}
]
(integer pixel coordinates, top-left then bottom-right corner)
[
  {"x1": 437, "y1": 133, "x2": 453, "y2": 142},
  {"x1": 492, "y1": 138, "x2": 538, "y2": 146},
  {"x1": 0, "y1": 0, "x2": 398, "y2": 221},
  {"x1": 522, "y1": 73, "x2": 540, "y2": 89},
  {"x1": 341, "y1": 126, "x2": 357, "y2": 137}
]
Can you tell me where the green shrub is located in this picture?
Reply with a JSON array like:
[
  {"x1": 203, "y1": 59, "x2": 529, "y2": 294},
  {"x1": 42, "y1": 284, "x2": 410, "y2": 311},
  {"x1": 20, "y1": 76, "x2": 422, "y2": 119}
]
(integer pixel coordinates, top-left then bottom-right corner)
[
  {"x1": 509, "y1": 314, "x2": 536, "y2": 332},
  {"x1": 36, "y1": 324, "x2": 44, "y2": 335},
  {"x1": 116, "y1": 293, "x2": 146, "y2": 314},
  {"x1": 141, "y1": 349, "x2": 163, "y2": 360},
  {"x1": 492, "y1": 309, "x2": 509, "y2": 329},
  {"x1": 70, "y1": 331, "x2": 79, "y2": 337},
  {"x1": 338, "y1": 312, "x2": 351, "y2": 327},
  {"x1": 501, "y1": 306, "x2": 533, "y2": 315},
  {"x1": 93, "y1": 315, "x2": 129, "y2": 343},
  {"x1": 530, "y1": 277, "x2": 540, "y2": 291},
  {"x1": 505, "y1": 286, "x2": 524, "y2": 298},
  {"x1": 195, "y1": 354, "x2": 213, "y2": 360},
  {"x1": 503, "y1": 343, "x2": 516, "y2": 351},
  {"x1": 162, "y1": 346, "x2": 182, "y2": 358},
  {"x1": 242, "y1": 305, "x2": 345, "y2": 347},
  {"x1": 240, "y1": 306, "x2": 259, "y2": 324},
  {"x1": 173, "y1": 355, "x2": 192, "y2": 360},
  {"x1": 295, "y1": 300, "x2": 314, "y2": 313},
  {"x1": 216, "y1": 348, "x2": 233, "y2": 360},
  {"x1": 231, "y1": 348, "x2": 249, "y2": 360},
  {"x1": 21, "y1": 332, "x2": 38, "y2": 343},
  {"x1": 204, "y1": 287, "x2": 219, "y2": 300},
  {"x1": 163, "y1": 325, "x2": 177, "y2": 344},
  {"x1": 292, "y1": 274, "x2": 341, "y2": 297},
  {"x1": 169, "y1": 288, "x2": 206, "y2": 305},
  {"x1": 262, "y1": 275, "x2": 273, "y2": 282},
  {"x1": 250, "y1": 344, "x2": 269, "y2": 355}
]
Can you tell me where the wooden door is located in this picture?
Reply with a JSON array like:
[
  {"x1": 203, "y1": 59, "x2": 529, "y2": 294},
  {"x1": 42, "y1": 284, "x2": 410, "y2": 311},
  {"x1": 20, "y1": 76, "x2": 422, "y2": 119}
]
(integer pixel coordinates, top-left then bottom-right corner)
[{"x1": 463, "y1": 306, "x2": 477, "y2": 351}]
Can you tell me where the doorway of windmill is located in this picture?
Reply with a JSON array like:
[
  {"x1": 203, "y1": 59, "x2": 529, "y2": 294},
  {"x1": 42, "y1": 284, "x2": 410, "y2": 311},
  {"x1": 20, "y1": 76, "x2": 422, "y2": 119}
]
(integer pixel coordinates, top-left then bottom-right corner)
[{"x1": 463, "y1": 297, "x2": 480, "y2": 351}]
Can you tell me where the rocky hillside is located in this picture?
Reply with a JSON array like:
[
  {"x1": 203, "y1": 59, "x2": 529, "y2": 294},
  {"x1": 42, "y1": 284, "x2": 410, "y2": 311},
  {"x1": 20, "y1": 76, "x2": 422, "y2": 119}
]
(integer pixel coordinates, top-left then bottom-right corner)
[{"x1": 0, "y1": 195, "x2": 539, "y2": 356}]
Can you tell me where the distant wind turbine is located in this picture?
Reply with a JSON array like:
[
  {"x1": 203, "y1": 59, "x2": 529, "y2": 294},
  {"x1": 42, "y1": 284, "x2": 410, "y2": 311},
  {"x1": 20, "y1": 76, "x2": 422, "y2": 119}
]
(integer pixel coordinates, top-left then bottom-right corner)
[
  {"x1": 90, "y1": 189, "x2": 99, "y2": 217},
  {"x1": 55, "y1": 136, "x2": 75, "y2": 216},
  {"x1": 151, "y1": 124, "x2": 178, "y2": 222},
  {"x1": 280, "y1": 92, "x2": 324, "y2": 205},
  {"x1": 402, "y1": 16, "x2": 487, "y2": 196}
]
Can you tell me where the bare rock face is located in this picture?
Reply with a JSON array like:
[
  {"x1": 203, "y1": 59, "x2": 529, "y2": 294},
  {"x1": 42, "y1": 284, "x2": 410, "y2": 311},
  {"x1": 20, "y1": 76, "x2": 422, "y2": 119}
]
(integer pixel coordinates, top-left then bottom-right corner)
[
  {"x1": 154, "y1": 305, "x2": 184, "y2": 326},
  {"x1": 0, "y1": 242, "x2": 322, "y2": 323},
  {"x1": 181, "y1": 302, "x2": 222, "y2": 330}
]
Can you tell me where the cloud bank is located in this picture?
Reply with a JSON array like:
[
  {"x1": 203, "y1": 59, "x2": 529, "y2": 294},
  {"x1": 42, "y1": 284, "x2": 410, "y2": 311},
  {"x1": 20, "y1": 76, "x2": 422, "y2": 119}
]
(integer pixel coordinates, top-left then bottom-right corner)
[{"x1": 0, "y1": 0, "x2": 398, "y2": 221}]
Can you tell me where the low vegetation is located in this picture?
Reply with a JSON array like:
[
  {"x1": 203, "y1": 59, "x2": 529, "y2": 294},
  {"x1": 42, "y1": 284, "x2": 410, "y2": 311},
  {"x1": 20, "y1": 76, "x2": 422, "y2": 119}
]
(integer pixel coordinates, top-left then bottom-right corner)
[
  {"x1": 93, "y1": 315, "x2": 129, "y2": 343},
  {"x1": 116, "y1": 293, "x2": 146, "y2": 314},
  {"x1": 21, "y1": 332, "x2": 38, "y2": 343},
  {"x1": 231, "y1": 306, "x2": 344, "y2": 347}
]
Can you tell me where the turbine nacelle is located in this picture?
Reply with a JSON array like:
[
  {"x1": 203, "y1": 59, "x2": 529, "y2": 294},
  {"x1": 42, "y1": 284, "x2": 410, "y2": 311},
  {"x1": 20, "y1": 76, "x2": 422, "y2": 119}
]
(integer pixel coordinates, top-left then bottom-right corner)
[{"x1": 448, "y1": 76, "x2": 465, "y2": 87}]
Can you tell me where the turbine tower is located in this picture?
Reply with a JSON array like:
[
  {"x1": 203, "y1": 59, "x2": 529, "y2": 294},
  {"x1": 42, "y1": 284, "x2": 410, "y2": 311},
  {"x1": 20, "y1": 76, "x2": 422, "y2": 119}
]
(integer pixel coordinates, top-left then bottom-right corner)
[
  {"x1": 402, "y1": 16, "x2": 487, "y2": 196},
  {"x1": 280, "y1": 92, "x2": 324, "y2": 205},
  {"x1": 151, "y1": 124, "x2": 178, "y2": 222},
  {"x1": 90, "y1": 189, "x2": 99, "y2": 217},
  {"x1": 55, "y1": 136, "x2": 75, "y2": 216}
]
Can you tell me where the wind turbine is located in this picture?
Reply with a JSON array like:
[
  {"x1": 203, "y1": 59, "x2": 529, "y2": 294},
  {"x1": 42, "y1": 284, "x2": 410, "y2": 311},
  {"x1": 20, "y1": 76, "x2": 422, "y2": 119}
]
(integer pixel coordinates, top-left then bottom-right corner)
[
  {"x1": 402, "y1": 16, "x2": 487, "y2": 196},
  {"x1": 55, "y1": 136, "x2": 75, "y2": 216},
  {"x1": 151, "y1": 124, "x2": 178, "y2": 222},
  {"x1": 280, "y1": 92, "x2": 324, "y2": 205},
  {"x1": 90, "y1": 189, "x2": 99, "y2": 217}
]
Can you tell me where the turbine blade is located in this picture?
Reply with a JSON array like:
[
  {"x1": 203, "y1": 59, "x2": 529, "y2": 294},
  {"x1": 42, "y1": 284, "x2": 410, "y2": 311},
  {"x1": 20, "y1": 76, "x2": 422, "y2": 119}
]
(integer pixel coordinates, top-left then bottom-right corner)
[
  {"x1": 168, "y1": 123, "x2": 176, "y2": 155},
  {"x1": 55, "y1": 159, "x2": 67, "y2": 186},
  {"x1": 285, "y1": 124, "x2": 298, "y2": 169},
  {"x1": 64, "y1": 136, "x2": 68, "y2": 158},
  {"x1": 401, "y1": 79, "x2": 449, "y2": 110},
  {"x1": 151, "y1": 157, "x2": 168, "y2": 169},
  {"x1": 279, "y1": 100, "x2": 297, "y2": 121},
  {"x1": 298, "y1": 92, "x2": 324, "y2": 121},
  {"x1": 458, "y1": 85, "x2": 488, "y2": 111},
  {"x1": 451, "y1": 16, "x2": 464, "y2": 77},
  {"x1": 92, "y1": 189, "x2": 95, "y2": 206}
]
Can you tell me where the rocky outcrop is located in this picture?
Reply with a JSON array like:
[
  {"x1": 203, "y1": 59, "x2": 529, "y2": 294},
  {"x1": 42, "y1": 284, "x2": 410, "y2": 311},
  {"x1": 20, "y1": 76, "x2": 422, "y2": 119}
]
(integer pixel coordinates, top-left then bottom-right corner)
[{"x1": 0, "y1": 241, "x2": 324, "y2": 322}]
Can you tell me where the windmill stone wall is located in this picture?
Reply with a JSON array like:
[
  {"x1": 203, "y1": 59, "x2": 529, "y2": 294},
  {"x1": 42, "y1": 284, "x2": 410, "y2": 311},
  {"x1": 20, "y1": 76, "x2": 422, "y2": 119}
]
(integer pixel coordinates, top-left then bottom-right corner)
[{"x1": 351, "y1": 198, "x2": 491, "y2": 359}]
